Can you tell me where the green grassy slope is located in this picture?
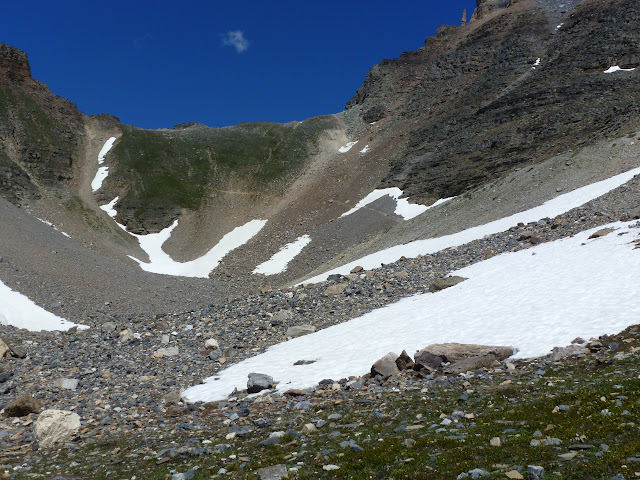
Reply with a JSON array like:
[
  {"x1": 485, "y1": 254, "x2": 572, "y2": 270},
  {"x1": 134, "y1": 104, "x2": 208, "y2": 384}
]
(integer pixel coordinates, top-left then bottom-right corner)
[{"x1": 108, "y1": 115, "x2": 339, "y2": 228}]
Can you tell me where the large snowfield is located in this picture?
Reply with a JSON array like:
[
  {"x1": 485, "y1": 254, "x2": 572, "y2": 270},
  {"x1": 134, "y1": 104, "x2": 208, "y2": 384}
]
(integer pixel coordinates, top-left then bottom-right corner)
[
  {"x1": 126, "y1": 219, "x2": 268, "y2": 278},
  {"x1": 183, "y1": 221, "x2": 640, "y2": 402},
  {"x1": 305, "y1": 166, "x2": 640, "y2": 283}
]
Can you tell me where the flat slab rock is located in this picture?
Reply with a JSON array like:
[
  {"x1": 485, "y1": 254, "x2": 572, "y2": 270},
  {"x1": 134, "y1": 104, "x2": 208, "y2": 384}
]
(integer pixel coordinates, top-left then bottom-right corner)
[
  {"x1": 257, "y1": 464, "x2": 288, "y2": 479},
  {"x1": 419, "y1": 343, "x2": 514, "y2": 363}
]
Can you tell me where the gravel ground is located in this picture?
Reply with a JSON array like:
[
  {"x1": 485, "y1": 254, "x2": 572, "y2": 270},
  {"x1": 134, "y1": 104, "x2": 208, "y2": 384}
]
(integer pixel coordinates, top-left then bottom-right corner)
[{"x1": 1, "y1": 173, "x2": 639, "y2": 470}]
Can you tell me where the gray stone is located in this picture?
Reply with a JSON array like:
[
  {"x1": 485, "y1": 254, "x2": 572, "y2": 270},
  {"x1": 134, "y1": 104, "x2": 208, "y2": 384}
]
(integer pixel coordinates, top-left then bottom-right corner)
[
  {"x1": 549, "y1": 344, "x2": 589, "y2": 361},
  {"x1": 171, "y1": 469, "x2": 195, "y2": 480},
  {"x1": 247, "y1": 373, "x2": 274, "y2": 393},
  {"x1": 421, "y1": 343, "x2": 514, "y2": 362},
  {"x1": 259, "y1": 436, "x2": 281, "y2": 447},
  {"x1": 371, "y1": 352, "x2": 400, "y2": 378},
  {"x1": 285, "y1": 325, "x2": 317, "y2": 338},
  {"x1": 413, "y1": 350, "x2": 443, "y2": 371},
  {"x1": 272, "y1": 310, "x2": 293, "y2": 323},
  {"x1": 527, "y1": 465, "x2": 544, "y2": 477},
  {"x1": 257, "y1": 464, "x2": 288, "y2": 479},
  {"x1": 208, "y1": 349, "x2": 223, "y2": 361},
  {"x1": 100, "y1": 322, "x2": 117, "y2": 332},
  {"x1": 445, "y1": 354, "x2": 497, "y2": 374}
]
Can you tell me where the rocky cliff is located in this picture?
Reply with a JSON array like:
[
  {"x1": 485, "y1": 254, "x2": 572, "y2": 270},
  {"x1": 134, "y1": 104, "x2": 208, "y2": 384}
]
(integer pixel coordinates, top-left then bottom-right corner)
[
  {"x1": 346, "y1": 0, "x2": 640, "y2": 202},
  {"x1": 0, "y1": 44, "x2": 84, "y2": 205}
]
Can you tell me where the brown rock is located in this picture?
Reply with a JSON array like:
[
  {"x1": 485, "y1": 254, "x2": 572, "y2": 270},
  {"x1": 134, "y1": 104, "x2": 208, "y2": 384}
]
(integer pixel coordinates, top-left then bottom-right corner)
[
  {"x1": 0, "y1": 337, "x2": 10, "y2": 359},
  {"x1": 350, "y1": 266, "x2": 364, "y2": 273},
  {"x1": 324, "y1": 283, "x2": 348, "y2": 295},
  {"x1": 283, "y1": 389, "x2": 307, "y2": 396},
  {"x1": 413, "y1": 350, "x2": 443, "y2": 371},
  {"x1": 428, "y1": 276, "x2": 467, "y2": 292},
  {"x1": 395, "y1": 350, "x2": 415, "y2": 370},
  {"x1": 371, "y1": 352, "x2": 400, "y2": 378},
  {"x1": 588, "y1": 227, "x2": 615, "y2": 239},
  {"x1": 3, "y1": 393, "x2": 43, "y2": 417}
]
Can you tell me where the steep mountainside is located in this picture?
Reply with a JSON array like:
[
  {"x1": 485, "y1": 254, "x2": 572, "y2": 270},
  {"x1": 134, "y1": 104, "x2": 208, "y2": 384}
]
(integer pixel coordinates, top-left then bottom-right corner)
[
  {"x1": 346, "y1": 0, "x2": 640, "y2": 202},
  {"x1": 0, "y1": 0, "x2": 639, "y2": 319},
  {"x1": 0, "y1": 44, "x2": 83, "y2": 204}
]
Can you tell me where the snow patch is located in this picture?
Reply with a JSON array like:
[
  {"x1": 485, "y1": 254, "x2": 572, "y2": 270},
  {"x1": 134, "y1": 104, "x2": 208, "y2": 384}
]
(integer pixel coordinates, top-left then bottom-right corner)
[
  {"x1": 0, "y1": 279, "x2": 87, "y2": 331},
  {"x1": 99, "y1": 197, "x2": 119, "y2": 218},
  {"x1": 126, "y1": 219, "x2": 267, "y2": 278},
  {"x1": 341, "y1": 188, "x2": 451, "y2": 221},
  {"x1": 359, "y1": 145, "x2": 370, "y2": 154},
  {"x1": 36, "y1": 217, "x2": 70, "y2": 238},
  {"x1": 338, "y1": 141, "x2": 358, "y2": 153},
  {"x1": 182, "y1": 222, "x2": 640, "y2": 402},
  {"x1": 532, "y1": 58, "x2": 541, "y2": 69},
  {"x1": 604, "y1": 65, "x2": 636, "y2": 74},
  {"x1": 307, "y1": 165, "x2": 640, "y2": 283},
  {"x1": 253, "y1": 235, "x2": 312, "y2": 275},
  {"x1": 91, "y1": 137, "x2": 117, "y2": 192}
]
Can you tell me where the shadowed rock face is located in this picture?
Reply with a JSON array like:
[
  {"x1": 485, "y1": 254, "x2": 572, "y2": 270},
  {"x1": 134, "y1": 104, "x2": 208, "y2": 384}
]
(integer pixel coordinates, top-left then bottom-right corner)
[
  {"x1": 0, "y1": 44, "x2": 84, "y2": 204},
  {"x1": 346, "y1": 0, "x2": 640, "y2": 203}
]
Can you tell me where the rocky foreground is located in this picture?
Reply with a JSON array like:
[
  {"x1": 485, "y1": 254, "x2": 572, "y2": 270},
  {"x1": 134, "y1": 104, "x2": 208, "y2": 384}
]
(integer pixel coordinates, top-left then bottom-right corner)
[{"x1": 1, "y1": 174, "x2": 640, "y2": 479}]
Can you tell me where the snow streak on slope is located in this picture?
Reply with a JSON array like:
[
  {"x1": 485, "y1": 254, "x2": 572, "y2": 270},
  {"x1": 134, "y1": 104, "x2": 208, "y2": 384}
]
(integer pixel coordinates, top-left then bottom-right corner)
[
  {"x1": 253, "y1": 235, "x2": 312, "y2": 275},
  {"x1": 338, "y1": 141, "x2": 358, "y2": 153},
  {"x1": 91, "y1": 137, "x2": 117, "y2": 192},
  {"x1": 0, "y1": 280, "x2": 87, "y2": 331},
  {"x1": 126, "y1": 219, "x2": 267, "y2": 278},
  {"x1": 341, "y1": 188, "x2": 451, "y2": 221},
  {"x1": 99, "y1": 196, "x2": 119, "y2": 218},
  {"x1": 604, "y1": 66, "x2": 636, "y2": 74},
  {"x1": 307, "y1": 166, "x2": 640, "y2": 283},
  {"x1": 182, "y1": 222, "x2": 640, "y2": 402}
]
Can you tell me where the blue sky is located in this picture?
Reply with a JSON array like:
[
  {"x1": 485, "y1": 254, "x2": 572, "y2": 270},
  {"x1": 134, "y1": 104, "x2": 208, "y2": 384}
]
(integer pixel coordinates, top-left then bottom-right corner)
[{"x1": 2, "y1": 1, "x2": 476, "y2": 129}]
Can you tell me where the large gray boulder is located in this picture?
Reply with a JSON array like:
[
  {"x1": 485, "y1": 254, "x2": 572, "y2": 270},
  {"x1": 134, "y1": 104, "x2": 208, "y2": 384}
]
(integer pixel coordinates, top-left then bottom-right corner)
[
  {"x1": 445, "y1": 354, "x2": 497, "y2": 374},
  {"x1": 371, "y1": 352, "x2": 400, "y2": 378},
  {"x1": 247, "y1": 373, "x2": 274, "y2": 394},
  {"x1": 413, "y1": 350, "x2": 444, "y2": 371},
  {"x1": 419, "y1": 343, "x2": 514, "y2": 363},
  {"x1": 34, "y1": 409, "x2": 81, "y2": 447}
]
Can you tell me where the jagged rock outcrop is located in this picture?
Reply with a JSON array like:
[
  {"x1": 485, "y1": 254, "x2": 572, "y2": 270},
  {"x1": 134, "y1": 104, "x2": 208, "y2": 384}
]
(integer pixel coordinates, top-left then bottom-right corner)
[
  {"x1": 0, "y1": 44, "x2": 84, "y2": 204},
  {"x1": 346, "y1": 0, "x2": 640, "y2": 203}
]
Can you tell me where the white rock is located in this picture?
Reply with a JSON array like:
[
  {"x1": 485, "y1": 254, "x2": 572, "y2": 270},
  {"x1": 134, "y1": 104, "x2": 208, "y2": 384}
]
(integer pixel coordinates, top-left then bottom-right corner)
[
  {"x1": 35, "y1": 409, "x2": 81, "y2": 447},
  {"x1": 204, "y1": 338, "x2": 219, "y2": 349},
  {"x1": 154, "y1": 347, "x2": 179, "y2": 357},
  {"x1": 54, "y1": 378, "x2": 79, "y2": 390}
]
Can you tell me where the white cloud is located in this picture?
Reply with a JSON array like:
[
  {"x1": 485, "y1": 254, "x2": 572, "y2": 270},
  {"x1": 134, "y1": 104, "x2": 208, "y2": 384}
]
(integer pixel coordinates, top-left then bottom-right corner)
[{"x1": 221, "y1": 30, "x2": 250, "y2": 53}]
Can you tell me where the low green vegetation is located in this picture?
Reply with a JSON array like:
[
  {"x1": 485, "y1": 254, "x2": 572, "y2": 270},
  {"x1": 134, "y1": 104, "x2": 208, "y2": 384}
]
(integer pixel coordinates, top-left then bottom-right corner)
[
  {"x1": 13, "y1": 331, "x2": 640, "y2": 480},
  {"x1": 109, "y1": 116, "x2": 338, "y2": 223}
]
